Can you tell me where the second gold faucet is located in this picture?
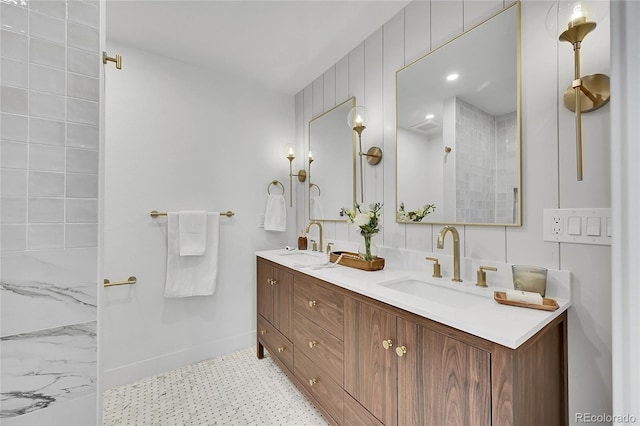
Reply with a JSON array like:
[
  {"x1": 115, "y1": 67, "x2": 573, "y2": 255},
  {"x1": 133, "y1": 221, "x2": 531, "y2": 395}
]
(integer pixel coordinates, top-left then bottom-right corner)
[{"x1": 436, "y1": 225, "x2": 462, "y2": 282}]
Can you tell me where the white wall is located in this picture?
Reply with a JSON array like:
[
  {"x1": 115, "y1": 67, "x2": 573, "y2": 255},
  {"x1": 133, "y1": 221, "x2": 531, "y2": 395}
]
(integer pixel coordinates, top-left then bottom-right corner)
[
  {"x1": 294, "y1": 0, "x2": 612, "y2": 422},
  {"x1": 102, "y1": 42, "x2": 295, "y2": 388}
]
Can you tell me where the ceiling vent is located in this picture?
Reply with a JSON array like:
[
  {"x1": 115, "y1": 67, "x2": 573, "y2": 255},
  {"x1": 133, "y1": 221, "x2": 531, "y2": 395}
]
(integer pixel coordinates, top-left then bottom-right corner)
[{"x1": 410, "y1": 118, "x2": 442, "y2": 134}]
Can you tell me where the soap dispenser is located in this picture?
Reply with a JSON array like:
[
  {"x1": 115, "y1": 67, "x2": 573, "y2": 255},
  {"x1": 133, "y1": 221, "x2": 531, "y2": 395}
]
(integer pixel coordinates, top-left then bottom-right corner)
[{"x1": 297, "y1": 231, "x2": 308, "y2": 250}]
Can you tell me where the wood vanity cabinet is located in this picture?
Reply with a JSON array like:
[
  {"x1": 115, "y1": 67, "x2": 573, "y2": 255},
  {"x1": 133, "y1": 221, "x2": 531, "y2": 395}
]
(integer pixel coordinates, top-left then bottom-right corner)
[
  {"x1": 256, "y1": 257, "x2": 568, "y2": 426},
  {"x1": 344, "y1": 292, "x2": 567, "y2": 426}
]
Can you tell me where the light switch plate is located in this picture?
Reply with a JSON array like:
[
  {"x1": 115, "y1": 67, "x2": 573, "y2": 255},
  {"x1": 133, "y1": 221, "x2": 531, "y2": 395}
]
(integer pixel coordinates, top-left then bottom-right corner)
[{"x1": 543, "y1": 208, "x2": 612, "y2": 245}]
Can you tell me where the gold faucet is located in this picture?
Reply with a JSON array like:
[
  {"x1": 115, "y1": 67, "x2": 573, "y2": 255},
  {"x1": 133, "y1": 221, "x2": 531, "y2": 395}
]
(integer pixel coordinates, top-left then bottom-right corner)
[
  {"x1": 304, "y1": 221, "x2": 324, "y2": 252},
  {"x1": 436, "y1": 225, "x2": 462, "y2": 282}
]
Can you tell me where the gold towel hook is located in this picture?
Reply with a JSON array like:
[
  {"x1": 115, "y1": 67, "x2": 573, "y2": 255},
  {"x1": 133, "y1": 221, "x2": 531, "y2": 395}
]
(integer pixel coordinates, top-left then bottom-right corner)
[{"x1": 103, "y1": 51, "x2": 122, "y2": 70}]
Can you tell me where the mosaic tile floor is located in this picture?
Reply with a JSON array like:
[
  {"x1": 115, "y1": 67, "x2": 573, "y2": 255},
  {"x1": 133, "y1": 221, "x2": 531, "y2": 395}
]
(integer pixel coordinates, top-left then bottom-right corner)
[{"x1": 103, "y1": 347, "x2": 329, "y2": 425}]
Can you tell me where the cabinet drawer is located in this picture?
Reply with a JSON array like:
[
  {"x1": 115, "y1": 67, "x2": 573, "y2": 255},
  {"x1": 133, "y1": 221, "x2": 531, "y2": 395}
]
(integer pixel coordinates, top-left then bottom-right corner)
[
  {"x1": 258, "y1": 315, "x2": 293, "y2": 371},
  {"x1": 294, "y1": 349, "x2": 343, "y2": 424},
  {"x1": 292, "y1": 312, "x2": 343, "y2": 385},
  {"x1": 294, "y1": 275, "x2": 344, "y2": 339}
]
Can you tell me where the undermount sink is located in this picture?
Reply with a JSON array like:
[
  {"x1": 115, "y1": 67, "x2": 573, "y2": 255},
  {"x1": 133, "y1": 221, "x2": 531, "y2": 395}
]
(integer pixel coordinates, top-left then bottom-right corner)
[
  {"x1": 379, "y1": 278, "x2": 488, "y2": 309},
  {"x1": 278, "y1": 251, "x2": 327, "y2": 265}
]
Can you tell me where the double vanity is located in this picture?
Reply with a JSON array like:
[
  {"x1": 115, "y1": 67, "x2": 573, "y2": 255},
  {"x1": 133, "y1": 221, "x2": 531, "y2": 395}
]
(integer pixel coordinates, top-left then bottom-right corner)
[{"x1": 256, "y1": 245, "x2": 570, "y2": 426}]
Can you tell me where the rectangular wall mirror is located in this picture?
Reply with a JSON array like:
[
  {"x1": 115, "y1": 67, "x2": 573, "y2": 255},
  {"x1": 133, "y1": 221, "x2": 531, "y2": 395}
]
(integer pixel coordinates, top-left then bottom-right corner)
[
  {"x1": 396, "y1": 3, "x2": 521, "y2": 226},
  {"x1": 309, "y1": 97, "x2": 356, "y2": 221}
]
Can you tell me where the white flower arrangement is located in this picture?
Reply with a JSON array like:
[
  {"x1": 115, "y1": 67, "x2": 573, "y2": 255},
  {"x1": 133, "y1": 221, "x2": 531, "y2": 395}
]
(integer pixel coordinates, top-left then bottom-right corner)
[
  {"x1": 397, "y1": 202, "x2": 436, "y2": 222},
  {"x1": 340, "y1": 202, "x2": 382, "y2": 236}
]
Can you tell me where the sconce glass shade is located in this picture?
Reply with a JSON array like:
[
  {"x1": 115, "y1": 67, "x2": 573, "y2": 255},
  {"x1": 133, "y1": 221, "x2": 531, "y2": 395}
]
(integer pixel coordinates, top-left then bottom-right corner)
[
  {"x1": 545, "y1": 1, "x2": 608, "y2": 39},
  {"x1": 347, "y1": 106, "x2": 368, "y2": 129},
  {"x1": 285, "y1": 144, "x2": 295, "y2": 159}
]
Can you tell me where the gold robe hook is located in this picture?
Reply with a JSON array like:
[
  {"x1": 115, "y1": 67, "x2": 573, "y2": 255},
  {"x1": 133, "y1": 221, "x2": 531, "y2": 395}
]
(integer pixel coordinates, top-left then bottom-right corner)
[{"x1": 103, "y1": 52, "x2": 122, "y2": 70}]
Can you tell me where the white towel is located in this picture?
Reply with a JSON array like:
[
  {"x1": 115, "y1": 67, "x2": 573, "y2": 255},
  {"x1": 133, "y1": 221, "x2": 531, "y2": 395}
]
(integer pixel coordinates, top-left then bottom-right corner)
[
  {"x1": 264, "y1": 194, "x2": 286, "y2": 232},
  {"x1": 178, "y1": 210, "x2": 207, "y2": 256},
  {"x1": 165, "y1": 212, "x2": 220, "y2": 298},
  {"x1": 310, "y1": 196, "x2": 324, "y2": 219}
]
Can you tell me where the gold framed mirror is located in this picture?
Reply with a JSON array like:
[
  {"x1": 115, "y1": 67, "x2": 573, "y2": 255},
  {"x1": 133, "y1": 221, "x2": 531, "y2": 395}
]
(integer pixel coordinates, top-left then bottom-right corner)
[
  {"x1": 396, "y1": 3, "x2": 521, "y2": 226},
  {"x1": 308, "y1": 97, "x2": 357, "y2": 221}
]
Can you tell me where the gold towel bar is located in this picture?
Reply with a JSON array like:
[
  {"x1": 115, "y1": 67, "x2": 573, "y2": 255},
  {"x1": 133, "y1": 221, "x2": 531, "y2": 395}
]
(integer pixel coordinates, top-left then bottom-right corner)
[
  {"x1": 104, "y1": 276, "x2": 137, "y2": 287},
  {"x1": 268, "y1": 180, "x2": 285, "y2": 195},
  {"x1": 150, "y1": 210, "x2": 234, "y2": 218}
]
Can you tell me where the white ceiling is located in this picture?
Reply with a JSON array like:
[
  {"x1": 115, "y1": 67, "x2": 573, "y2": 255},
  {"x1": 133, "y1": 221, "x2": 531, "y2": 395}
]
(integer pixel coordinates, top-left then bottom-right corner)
[{"x1": 106, "y1": 0, "x2": 411, "y2": 95}]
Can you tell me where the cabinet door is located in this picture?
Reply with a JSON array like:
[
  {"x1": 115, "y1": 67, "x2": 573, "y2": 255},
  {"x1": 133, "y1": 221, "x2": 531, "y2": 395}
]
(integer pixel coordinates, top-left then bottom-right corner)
[
  {"x1": 257, "y1": 260, "x2": 292, "y2": 337},
  {"x1": 397, "y1": 318, "x2": 491, "y2": 426},
  {"x1": 344, "y1": 297, "x2": 397, "y2": 426},
  {"x1": 257, "y1": 259, "x2": 274, "y2": 322},
  {"x1": 272, "y1": 265, "x2": 293, "y2": 338}
]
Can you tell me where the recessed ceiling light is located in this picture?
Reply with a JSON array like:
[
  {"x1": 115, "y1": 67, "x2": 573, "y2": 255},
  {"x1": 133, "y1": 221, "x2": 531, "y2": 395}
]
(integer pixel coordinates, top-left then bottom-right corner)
[
  {"x1": 446, "y1": 73, "x2": 459, "y2": 81},
  {"x1": 425, "y1": 114, "x2": 435, "y2": 119}
]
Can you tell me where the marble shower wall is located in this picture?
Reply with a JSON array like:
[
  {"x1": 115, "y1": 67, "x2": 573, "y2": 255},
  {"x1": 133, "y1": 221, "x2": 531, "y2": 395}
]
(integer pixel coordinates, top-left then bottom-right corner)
[{"x1": 0, "y1": 0, "x2": 99, "y2": 423}]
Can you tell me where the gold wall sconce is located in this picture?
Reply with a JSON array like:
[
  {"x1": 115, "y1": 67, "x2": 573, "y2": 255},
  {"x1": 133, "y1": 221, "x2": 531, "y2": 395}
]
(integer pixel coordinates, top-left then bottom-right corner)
[
  {"x1": 547, "y1": 1, "x2": 610, "y2": 181},
  {"x1": 347, "y1": 106, "x2": 383, "y2": 166},
  {"x1": 286, "y1": 145, "x2": 307, "y2": 207},
  {"x1": 347, "y1": 106, "x2": 383, "y2": 203}
]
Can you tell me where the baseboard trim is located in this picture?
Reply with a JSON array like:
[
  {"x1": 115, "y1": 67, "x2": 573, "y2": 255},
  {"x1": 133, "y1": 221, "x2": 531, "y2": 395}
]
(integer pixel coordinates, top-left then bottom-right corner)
[{"x1": 102, "y1": 330, "x2": 256, "y2": 390}]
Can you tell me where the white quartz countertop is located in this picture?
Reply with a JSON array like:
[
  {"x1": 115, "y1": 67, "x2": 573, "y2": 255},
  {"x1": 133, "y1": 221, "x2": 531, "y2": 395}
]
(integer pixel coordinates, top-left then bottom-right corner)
[{"x1": 256, "y1": 248, "x2": 571, "y2": 349}]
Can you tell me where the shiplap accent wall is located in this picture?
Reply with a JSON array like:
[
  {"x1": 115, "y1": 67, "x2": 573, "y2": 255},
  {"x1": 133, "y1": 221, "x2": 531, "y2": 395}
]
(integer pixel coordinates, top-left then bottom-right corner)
[{"x1": 295, "y1": 0, "x2": 612, "y2": 420}]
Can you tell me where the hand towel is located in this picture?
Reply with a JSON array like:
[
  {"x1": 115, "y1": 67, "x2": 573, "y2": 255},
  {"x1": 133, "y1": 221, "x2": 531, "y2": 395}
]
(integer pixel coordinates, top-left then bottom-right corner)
[
  {"x1": 310, "y1": 196, "x2": 325, "y2": 219},
  {"x1": 178, "y1": 210, "x2": 207, "y2": 256},
  {"x1": 264, "y1": 194, "x2": 286, "y2": 232},
  {"x1": 165, "y1": 212, "x2": 219, "y2": 298}
]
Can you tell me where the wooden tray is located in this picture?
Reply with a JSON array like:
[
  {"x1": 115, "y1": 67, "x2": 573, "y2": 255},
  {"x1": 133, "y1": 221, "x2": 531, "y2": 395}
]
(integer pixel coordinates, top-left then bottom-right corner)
[
  {"x1": 494, "y1": 291, "x2": 559, "y2": 311},
  {"x1": 329, "y1": 251, "x2": 385, "y2": 271}
]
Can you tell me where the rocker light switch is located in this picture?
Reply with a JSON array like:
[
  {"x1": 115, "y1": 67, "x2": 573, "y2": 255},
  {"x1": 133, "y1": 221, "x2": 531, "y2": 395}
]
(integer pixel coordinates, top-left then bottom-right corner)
[
  {"x1": 586, "y1": 217, "x2": 601, "y2": 236},
  {"x1": 568, "y1": 216, "x2": 582, "y2": 235}
]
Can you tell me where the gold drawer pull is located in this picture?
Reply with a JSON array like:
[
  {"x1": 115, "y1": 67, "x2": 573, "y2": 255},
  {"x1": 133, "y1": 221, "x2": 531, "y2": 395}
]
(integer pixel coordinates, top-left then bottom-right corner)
[
  {"x1": 309, "y1": 341, "x2": 317, "y2": 348},
  {"x1": 277, "y1": 346, "x2": 285, "y2": 353},
  {"x1": 382, "y1": 339, "x2": 393, "y2": 350},
  {"x1": 260, "y1": 329, "x2": 267, "y2": 336},
  {"x1": 267, "y1": 278, "x2": 277, "y2": 286},
  {"x1": 396, "y1": 345, "x2": 407, "y2": 357},
  {"x1": 309, "y1": 378, "x2": 317, "y2": 386},
  {"x1": 308, "y1": 300, "x2": 317, "y2": 308}
]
